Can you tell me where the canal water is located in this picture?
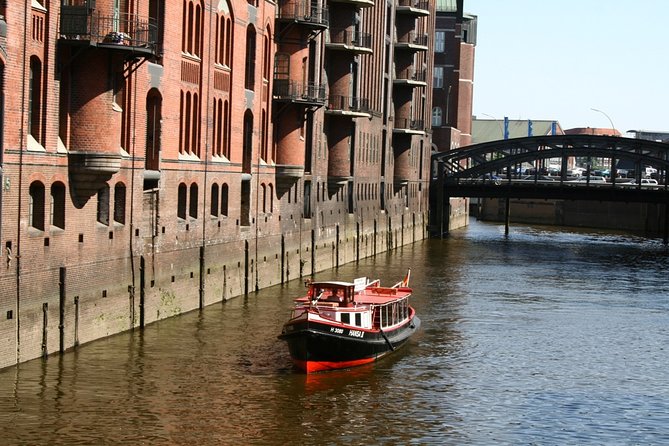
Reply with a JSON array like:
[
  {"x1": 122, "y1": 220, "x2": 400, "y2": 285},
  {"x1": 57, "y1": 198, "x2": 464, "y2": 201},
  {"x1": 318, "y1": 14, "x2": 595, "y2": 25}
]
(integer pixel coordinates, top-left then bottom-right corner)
[{"x1": 2, "y1": 221, "x2": 669, "y2": 445}]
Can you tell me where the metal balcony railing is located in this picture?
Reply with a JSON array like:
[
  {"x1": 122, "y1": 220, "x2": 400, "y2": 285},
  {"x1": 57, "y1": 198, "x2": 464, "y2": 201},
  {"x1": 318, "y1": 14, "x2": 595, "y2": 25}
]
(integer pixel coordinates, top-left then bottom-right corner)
[
  {"x1": 273, "y1": 80, "x2": 327, "y2": 103},
  {"x1": 394, "y1": 118, "x2": 424, "y2": 131},
  {"x1": 397, "y1": 0, "x2": 430, "y2": 11},
  {"x1": 395, "y1": 32, "x2": 428, "y2": 47},
  {"x1": 396, "y1": 0, "x2": 430, "y2": 16},
  {"x1": 328, "y1": 29, "x2": 372, "y2": 50},
  {"x1": 327, "y1": 95, "x2": 371, "y2": 114},
  {"x1": 395, "y1": 68, "x2": 427, "y2": 82},
  {"x1": 277, "y1": 2, "x2": 329, "y2": 27},
  {"x1": 59, "y1": 8, "x2": 157, "y2": 52}
]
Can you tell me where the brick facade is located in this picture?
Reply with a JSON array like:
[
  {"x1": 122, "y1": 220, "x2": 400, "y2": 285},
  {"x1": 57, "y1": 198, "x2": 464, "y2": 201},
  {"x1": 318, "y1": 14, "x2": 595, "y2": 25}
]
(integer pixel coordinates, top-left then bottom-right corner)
[
  {"x1": 431, "y1": 0, "x2": 474, "y2": 232},
  {"x1": 0, "y1": 0, "x2": 436, "y2": 370}
]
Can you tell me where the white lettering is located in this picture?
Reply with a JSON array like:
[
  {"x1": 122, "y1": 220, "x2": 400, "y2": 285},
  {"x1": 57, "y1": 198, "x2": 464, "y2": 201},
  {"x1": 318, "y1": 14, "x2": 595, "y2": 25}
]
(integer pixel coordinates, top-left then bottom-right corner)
[
  {"x1": 348, "y1": 330, "x2": 364, "y2": 338},
  {"x1": 330, "y1": 327, "x2": 344, "y2": 334}
]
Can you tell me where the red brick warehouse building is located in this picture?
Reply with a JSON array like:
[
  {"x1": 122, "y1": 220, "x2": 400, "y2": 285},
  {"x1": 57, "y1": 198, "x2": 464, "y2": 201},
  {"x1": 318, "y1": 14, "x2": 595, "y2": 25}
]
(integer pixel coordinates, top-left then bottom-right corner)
[
  {"x1": 430, "y1": 0, "x2": 476, "y2": 231},
  {"x1": 0, "y1": 0, "x2": 436, "y2": 369}
]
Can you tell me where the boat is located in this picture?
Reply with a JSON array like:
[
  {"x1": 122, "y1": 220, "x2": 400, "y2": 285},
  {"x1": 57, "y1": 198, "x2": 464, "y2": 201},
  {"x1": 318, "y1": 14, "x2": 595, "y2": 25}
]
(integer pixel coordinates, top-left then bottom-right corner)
[{"x1": 278, "y1": 270, "x2": 420, "y2": 373}]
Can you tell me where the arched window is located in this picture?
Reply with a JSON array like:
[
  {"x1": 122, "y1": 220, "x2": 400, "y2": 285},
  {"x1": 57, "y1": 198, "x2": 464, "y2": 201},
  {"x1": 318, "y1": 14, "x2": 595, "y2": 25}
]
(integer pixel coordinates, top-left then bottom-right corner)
[
  {"x1": 263, "y1": 28, "x2": 271, "y2": 81},
  {"x1": 245, "y1": 25, "x2": 256, "y2": 90},
  {"x1": 184, "y1": 92, "x2": 191, "y2": 153},
  {"x1": 210, "y1": 183, "x2": 219, "y2": 216},
  {"x1": 215, "y1": 1, "x2": 231, "y2": 66},
  {"x1": 181, "y1": 1, "x2": 187, "y2": 51},
  {"x1": 261, "y1": 183, "x2": 266, "y2": 213},
  {"x1": 180, "y1": 90, "x2": 201, "y2": 157},
  {"x1": 29, "y1": 56, "x2": 43, "y2": 144},
  {"x1": 213, "y1": 98, "x2": 223, "y2": 156},
  {"x1": 192, "y1": 92, "x2": 200, "y2": 157},
  {"x1": 178, "y1": 183, "x2": 187, "y2": 219},
  {"x1": 182, "y1": 1, "x2": 203, "y2": 57},
  {"x1": 261, "y1": 109, "x2": 267, "y2": 161},
  {"x1": 225, "y1": 17, "x2": 232, "y2": 66},
  {"x1": 432, "y1": 107, "x2": 443, "y2": 127},
  {"x1": 114, "y1": 183, "x2": 126, "y2": 225},
  {"x1": 243, "y1": 110, "x2": 253, "y2": 173},
  {"x1": 194, "y1": 2, "x2": 202, "y2": 57},
  {"x1": 29, "y1": 181, "x2": 45, "y2": 231},
  {"x1": 187, "y1": 2, "x2": 193, "y2": 53},
  {"x1": 97, "y1": 184, "x2": 110, "y2": 226},
  {"x1": 146, "y1": 89, "x2": 163, "y2": 171},
  {"x1": 50, "y1": 182, "x2": 66, "y2": 230},
  {"x1": 189, "y1": 183, "x2": 198, "y2": 218},
  {"x1": 223, "y1": 100, "x2": 230, "y2": 159},
  {"x1": 268, "y1": 183, "x2": 274, "y2": 213},
  {"x1": 215, "y1": 15, "x2": 225, "y2": 64},
  {"x1": 220, "y1": 183, "x2": 229, "y2": 216}
]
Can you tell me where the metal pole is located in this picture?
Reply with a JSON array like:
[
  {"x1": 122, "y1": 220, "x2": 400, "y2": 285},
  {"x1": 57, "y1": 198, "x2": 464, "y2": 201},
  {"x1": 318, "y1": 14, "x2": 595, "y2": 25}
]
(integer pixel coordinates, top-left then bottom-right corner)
[{"x1": 590, "y1": 108, "x2": 616, "y2": 134}]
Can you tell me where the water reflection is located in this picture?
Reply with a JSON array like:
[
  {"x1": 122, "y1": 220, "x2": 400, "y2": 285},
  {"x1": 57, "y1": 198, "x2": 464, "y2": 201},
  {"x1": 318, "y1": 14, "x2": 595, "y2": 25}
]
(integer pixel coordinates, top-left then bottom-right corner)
[{"x1": 2, "y1": 221, "x2": 669, "y2": 445}]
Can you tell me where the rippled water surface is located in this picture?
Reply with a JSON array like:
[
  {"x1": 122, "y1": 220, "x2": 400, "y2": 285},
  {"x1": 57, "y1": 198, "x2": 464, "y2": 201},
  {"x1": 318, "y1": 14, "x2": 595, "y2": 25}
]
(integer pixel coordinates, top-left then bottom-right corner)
[{"x1": 2, "y1": 221, "x2": 669, "y2": 445}]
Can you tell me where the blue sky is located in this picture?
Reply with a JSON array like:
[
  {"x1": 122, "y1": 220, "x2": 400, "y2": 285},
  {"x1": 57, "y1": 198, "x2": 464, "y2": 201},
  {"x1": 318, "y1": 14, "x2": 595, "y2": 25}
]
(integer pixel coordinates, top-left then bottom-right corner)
[{"x1": 466, "y1": 0, "x2": 669, "y2": 135}]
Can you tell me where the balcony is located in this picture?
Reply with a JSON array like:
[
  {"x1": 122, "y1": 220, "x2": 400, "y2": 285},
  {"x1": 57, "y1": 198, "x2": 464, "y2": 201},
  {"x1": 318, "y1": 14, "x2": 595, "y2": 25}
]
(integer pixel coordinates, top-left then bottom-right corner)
[
  {"x1": 394, "y1": 68, "x2": 427, "y2": 87},
  {"x1": 59, "y1": 7, "x2": 157, "y2": 58},
  {"x1": 68, "y1": 151, "x2": 122, "y2": 206},
  {"x1": 326, "y1": 29, "x2": 373, "y2": 54},
  {"x1": 273, "y1": 80, "x2": 327, "y2": 106},
  {"x1": 276, "y1": 2, "x2": 329, "y2": 29},
  {"x1": 275, "y1": 165, "x2": 305, "y2": 192},
  {"x1": 328, "y1": 0, "x2": 375, "y2": 8},
  {"x1": 393, "y1": 118, "x2": 425, "y2": 135},
  {"x1": 394, "y1": 32, "x2": 428, "y2": 51},
  {"x1": 396, "y1": 0, "x2": 430, "y2": 16},
  {"x1": 326, "y1": 95, "x2": 371, "y2": 118}
]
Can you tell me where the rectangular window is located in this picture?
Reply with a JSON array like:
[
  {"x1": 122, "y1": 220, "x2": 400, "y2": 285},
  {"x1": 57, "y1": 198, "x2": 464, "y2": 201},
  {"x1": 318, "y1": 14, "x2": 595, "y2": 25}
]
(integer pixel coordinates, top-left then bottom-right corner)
[
  {"x1": 51, "y1": 183, "x2": 66, "y2": 229},
  {"x1": 433, "y1": 66, "x2": 444, "y2": 89},
  {"x1": 341, "y1": 313, "x2": 350, "y2": 324},
  {"x1": 435, "y1": 31, "x2": 445, "y2": 53},
  {"x1": 113, "y1": 183, "x2": 126, "y2": 225},
  {"x1": 303, "y1": 181, "x2": 312, "y2": 218},
  {"x1": 177, "y1": 184, "x2": 187, "y2": 219},
  {"x1": 436, "y1": 0, "x2": 457, "y2": 12},
  {"x1": 355, "y1": 313, "x2": 362, "y2": 327}
]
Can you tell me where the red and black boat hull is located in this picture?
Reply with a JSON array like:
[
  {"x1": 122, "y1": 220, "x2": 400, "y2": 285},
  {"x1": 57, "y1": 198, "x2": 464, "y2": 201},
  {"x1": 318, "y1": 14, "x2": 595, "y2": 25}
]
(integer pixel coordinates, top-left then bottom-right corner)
[{"x1": 279, "y1": 314, "x2": 421, "y2": 373}]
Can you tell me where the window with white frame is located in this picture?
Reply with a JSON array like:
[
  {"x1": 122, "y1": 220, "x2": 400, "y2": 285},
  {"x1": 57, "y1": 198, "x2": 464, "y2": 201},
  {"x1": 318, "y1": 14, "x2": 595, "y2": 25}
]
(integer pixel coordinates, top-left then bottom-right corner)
[
  {"x1": 435, "y1": 31, "x2": 445, "y2": 53},
  {"x1": 433, "y1": 66, "x2": 444, "y2": 88},
  {"x1": 432, "y1": 107, "x2": 443, "y2": 127}
]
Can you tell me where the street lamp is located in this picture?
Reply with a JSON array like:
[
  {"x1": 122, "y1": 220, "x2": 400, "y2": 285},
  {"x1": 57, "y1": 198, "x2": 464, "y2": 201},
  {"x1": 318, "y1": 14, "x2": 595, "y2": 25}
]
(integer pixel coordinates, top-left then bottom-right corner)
[
  {"x1": 590, "y1": 107, "x2": 617, "y2": 173},
  {"x1": 590, "y1": 108, "x2": 617, "y2": 134}
]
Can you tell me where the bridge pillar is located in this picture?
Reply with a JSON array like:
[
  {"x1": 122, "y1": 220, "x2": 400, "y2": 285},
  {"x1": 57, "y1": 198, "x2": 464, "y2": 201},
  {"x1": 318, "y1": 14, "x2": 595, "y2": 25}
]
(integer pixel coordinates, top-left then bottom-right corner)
[
  {"x1": 664, "y1": 203, "x2": 669, "y2": 245},
  {"x1": 505, "y1": 197, "x2": 510, "y2": 236}
]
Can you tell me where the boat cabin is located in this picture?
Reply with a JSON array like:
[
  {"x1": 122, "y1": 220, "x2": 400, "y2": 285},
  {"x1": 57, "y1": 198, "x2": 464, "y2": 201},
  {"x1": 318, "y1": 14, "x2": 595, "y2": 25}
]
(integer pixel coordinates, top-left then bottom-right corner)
[{"x1": 307, "y1": 281, "x2": 355, "y2": 306}]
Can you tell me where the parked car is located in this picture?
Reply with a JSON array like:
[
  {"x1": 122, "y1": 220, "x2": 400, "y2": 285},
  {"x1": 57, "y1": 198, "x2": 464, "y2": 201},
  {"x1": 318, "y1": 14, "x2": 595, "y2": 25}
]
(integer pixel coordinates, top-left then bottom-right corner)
[{"x1": 570, "y1": 175, "x2": 607, "y2": 183}]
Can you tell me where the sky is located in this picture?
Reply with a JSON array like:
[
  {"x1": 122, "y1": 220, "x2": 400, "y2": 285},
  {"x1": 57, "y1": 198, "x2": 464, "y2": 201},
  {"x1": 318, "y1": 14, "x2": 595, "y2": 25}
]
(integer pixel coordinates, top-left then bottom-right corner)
[{"x1": 466, "y1": 0, "x2": 669, "y2": 135}]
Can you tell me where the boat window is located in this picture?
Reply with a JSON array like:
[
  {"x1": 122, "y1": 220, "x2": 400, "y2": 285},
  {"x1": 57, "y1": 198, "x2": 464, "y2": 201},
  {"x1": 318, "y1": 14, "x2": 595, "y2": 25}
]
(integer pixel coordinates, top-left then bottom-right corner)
[
  {"x1": 341, "y1": 313, "x2": 350, "y2": 324},
  {"x1": 355, "y1": 313, "x2": 361, "y2": 326}
]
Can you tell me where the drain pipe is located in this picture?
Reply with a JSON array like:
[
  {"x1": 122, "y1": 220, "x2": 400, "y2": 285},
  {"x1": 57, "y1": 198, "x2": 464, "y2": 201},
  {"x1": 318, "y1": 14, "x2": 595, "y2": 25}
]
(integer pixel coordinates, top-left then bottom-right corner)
[{"x1": 15, "y1": 0, "x2": 30, "y2": 364}]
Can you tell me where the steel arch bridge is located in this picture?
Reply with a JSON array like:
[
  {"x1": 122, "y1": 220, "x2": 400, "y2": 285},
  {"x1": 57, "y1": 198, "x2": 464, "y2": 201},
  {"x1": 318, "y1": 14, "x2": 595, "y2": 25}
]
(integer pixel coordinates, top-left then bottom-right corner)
[
  {"x1": 429, "y1": 134, "x2": 669, "y2": 237},
  {"x1": 433, "y1": 134, "x2": 669, "y2": 183}
]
